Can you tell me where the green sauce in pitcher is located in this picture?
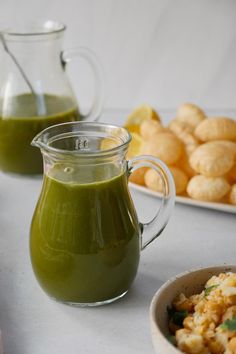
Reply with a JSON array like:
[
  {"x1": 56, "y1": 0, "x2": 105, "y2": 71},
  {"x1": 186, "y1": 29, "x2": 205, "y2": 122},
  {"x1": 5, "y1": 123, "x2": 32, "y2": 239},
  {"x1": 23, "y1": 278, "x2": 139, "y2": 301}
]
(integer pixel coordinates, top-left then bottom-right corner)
[
  {"x1": 30, "y1": 167, "x2": 140, "y2": 304},
  {"x1": 0, "y1": 94, "x2": 79, "y2": 174}
]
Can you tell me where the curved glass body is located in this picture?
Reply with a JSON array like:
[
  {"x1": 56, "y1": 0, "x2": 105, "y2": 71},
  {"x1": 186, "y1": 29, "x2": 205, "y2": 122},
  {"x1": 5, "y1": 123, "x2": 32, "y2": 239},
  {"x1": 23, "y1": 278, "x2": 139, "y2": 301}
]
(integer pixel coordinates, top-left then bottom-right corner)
[
  {"x1": 31, "y1": 166, "x2": 140, "y2": 304},
  {"x1": 30, "y1": 122, "x2": 175, "y2": 306},
  {"x1": 0, "y1": 21, "x2": 103, "y2": 175}
]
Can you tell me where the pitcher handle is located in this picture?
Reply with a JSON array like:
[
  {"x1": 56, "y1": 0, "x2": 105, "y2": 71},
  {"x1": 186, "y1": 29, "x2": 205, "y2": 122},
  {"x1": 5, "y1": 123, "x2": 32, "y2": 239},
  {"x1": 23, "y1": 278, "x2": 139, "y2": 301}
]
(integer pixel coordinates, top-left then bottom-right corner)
[
  {"x1": 61, "y1": 47, "x2": 104, "y2": 121},
  {"x1": 128, "y1": 155, "x2": 175, "y2": 250}
]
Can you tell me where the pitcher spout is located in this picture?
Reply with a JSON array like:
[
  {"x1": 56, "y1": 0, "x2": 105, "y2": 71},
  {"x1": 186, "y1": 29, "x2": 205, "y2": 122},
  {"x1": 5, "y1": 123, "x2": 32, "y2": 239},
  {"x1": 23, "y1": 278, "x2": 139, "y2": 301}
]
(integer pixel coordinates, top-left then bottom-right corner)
[{"x1": 31, "y1": 128, "x2": 48, "y2": 149}]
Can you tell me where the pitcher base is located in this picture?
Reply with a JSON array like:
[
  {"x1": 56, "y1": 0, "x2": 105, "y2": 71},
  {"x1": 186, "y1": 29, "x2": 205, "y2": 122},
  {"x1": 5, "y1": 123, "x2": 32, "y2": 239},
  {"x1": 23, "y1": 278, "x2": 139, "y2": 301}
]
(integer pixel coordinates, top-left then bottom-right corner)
[{"x1": 51, "y1": 290, "x2": 128, "y2": 307}]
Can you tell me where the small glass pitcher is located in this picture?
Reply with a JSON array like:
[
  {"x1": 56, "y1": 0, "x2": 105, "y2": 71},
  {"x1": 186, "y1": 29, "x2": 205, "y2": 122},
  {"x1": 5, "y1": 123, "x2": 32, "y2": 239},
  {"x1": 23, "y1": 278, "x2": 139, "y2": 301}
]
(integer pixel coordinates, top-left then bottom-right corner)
[
  {"x1": 30, "y1": 122, "x2": 175, "y2": 306},
  {"x1": 0, "y1": 21, "x2": 103, "y2": 175}
]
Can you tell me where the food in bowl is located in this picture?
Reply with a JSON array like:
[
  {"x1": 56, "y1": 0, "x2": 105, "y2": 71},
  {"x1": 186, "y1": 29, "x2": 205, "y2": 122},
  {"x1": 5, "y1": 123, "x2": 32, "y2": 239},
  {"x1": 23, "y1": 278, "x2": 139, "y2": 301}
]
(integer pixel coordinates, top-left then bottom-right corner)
[
  {"x1": 169, "y1": 272, "x2": 236, "y2": 353},
  {"x1": 150, "y1": 266, "x2": 236, "y2": 354}
]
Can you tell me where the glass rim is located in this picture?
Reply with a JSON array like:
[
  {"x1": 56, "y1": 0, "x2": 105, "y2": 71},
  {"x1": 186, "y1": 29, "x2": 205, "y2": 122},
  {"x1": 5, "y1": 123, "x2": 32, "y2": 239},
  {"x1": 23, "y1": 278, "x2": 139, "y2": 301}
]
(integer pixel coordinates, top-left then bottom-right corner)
[
  {"x1": 32, "y1": 121, "x2": 132, "y2": 158},
  {"x1": 0, "y1": 20, "x2": 66, "y2": 37}
]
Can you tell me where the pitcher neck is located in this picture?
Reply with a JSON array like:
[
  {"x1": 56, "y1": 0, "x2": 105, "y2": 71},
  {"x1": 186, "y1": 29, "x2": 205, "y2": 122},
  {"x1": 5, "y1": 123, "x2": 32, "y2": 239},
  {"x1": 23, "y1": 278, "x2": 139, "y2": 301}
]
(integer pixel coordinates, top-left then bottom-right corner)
[
  {"x1": 0, "y1": 21, "x2": 66, "y2": 39},
  {"x1": 32, "y1": 121, "x2": 131, "y2": 178},
  {"x1": 42, "y1": 150, "x2": 128, "y2": 183},
  {"x1": 0, "y1": 21, "x2": 65, "y2": 60}
]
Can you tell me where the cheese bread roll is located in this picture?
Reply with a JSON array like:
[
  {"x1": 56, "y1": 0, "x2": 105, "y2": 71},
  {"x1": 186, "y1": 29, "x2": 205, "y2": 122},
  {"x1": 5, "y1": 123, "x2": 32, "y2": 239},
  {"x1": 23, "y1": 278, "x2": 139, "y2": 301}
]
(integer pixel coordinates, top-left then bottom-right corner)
[
  {"x1": 169, "y1": 119, "x2": 199, "y2": 155},
  {"x1": 140, "y1": 119, "x2": 168, "y2": 140},
  {"x1": 179, "y1": 132, "x2": 199, "y2": 156},
  {"x1": 195, "y1": 117, "x2": 236, "y2": 142},
  {"x1": 214, "y1": 140, "x2": 236, "y2": 159},
  {"x1": 187, "y1": 175, "x2": 230, "y2": 202},
  {"x1": 145, "y1": 166, "x2": 188, "y2": 195},
  {"x1": 129, "y1": 167, "x2": 148, "y2": 186},
  {"x1": 176, "y1": 103, "x2": 206, "y2": 129},
  {"x1": 168, "y1": 119, "x2": 194, "y2": 135},
  {"x1": 227, "y1": 164, "x2": 236, "y2": 183},
  {"x1": 141, "y1": 132, "x2": 183, "y2": 165},
  {"x1": 229, "y1": 184, "x2": 236, "y2": 205},
  {"x1": 189, "y1": 142, "x2": 234, "y2": 177},
  {"x1": 177, "y1": 151, "x2": 197, "y2": 178},
  {"x1": 212, "y1": 141, "x2": 236, "y2": 183}
]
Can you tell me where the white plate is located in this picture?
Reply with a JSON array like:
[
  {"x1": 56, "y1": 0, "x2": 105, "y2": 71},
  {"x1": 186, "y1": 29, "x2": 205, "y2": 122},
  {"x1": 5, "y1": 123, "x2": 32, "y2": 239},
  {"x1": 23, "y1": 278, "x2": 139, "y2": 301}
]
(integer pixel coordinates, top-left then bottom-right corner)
[{"x1": 129, "y1": 182, "x2": 236, "y2": 214}]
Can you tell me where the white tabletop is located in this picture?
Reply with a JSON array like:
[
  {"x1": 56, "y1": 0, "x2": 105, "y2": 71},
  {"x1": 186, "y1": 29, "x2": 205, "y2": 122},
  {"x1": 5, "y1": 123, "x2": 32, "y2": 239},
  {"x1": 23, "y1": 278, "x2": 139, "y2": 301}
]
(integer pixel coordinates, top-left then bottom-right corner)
[{"x1": 0, "y1": 111, "x2": 235, "y2": 354}]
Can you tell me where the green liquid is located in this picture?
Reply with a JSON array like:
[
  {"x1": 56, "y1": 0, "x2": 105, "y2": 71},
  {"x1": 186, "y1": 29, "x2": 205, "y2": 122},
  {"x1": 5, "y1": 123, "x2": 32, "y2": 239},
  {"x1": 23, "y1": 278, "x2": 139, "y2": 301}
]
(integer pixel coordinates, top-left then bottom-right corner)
[
  {"x1": 30, "y1": 168, "x2": 140, "y2": 304},
  {"x1": 0, "y1": 94, "x2": 80, "y2": 175}
]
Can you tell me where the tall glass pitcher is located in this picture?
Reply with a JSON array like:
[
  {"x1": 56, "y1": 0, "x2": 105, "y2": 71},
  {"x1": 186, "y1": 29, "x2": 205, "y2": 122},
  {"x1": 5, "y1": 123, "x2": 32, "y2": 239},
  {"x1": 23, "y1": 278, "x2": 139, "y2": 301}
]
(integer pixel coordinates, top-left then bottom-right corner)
[
  {"x1": 0, "y1": 21, "x2": 103, "y2": 175},
  {"x1": 30, "y1": 122, "x2": 175, "y2": 307}
]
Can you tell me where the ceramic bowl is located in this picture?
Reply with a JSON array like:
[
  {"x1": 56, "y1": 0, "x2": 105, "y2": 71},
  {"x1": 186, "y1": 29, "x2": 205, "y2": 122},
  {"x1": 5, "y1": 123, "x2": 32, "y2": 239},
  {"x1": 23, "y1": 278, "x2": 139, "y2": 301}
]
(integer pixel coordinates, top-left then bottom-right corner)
[{"x1": 149, "y1": 265, "x2": 236, "y2": 354}]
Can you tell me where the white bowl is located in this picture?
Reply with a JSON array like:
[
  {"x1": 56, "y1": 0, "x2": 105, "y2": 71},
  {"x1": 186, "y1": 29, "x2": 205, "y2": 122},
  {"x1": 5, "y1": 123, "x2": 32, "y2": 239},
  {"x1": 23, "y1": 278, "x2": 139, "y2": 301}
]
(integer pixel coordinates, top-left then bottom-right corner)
[{"x1": 149, "y1": 265, "x2": 236, "y2": 354}]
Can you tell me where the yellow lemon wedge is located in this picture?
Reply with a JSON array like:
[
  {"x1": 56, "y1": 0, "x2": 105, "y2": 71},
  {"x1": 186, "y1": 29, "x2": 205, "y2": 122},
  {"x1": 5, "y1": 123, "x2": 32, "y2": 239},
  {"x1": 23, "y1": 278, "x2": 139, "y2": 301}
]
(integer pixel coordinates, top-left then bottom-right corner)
[
  {"x1": 124, "y1": 104, "x2": 161, "y2": 134},
  {"x1": 127, "y1": 132, "x2": 143, "y2": 159}
]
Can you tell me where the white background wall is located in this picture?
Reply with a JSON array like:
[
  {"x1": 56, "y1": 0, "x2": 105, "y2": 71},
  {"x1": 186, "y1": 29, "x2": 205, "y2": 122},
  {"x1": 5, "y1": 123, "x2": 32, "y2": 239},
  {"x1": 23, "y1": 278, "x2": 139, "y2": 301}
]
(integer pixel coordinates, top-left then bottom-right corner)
[{"x1": 1, "y1": 0, "x2": 236, "y2": 112}]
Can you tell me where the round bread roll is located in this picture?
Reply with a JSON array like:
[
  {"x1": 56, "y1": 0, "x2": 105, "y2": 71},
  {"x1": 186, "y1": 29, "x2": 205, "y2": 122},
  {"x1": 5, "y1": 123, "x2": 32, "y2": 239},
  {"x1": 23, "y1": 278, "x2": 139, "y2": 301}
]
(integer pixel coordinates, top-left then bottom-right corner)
[
  {"x1": 144, "y1": 168, "x2": 162, "y2": 192},
  {"x1": 185, "y1": 142, "x2": 199, "y2": 156},
  {"x1": 229, "y1": 184, "x2": 236, "y2": 205},
  {"x1": 140, "y1": 119, "x2": 168, "y2": 140},
  {"x1": 169, "y1": 119, "x2": 199, "y2": 155},
  {"x1": 227, "y1": 164, "x2": 236, "y2": 183},
  {"x1": 194, "y1": 117, "x2": 236, "y2": 142},
  {"x1": 168, "y1": 119, "x2": 194, "y2": 135},
  {"x1": 187, "y1": 175, "x2": 230, "y2": 202},
  {"x1": 177, "y1": 151, "x2": 197, "y2": 178},
  {"x1": 129, "y1": 167, "x2": 148, "y2": 186},
  {"x1": 214, "y1": 140, "x2": 236, "y2": 160},
  {"x1": 218, "y1": 141, "x2": 236, "y2": 183},
  {"x1": 145, "y1": 166, "x2": 188, "y2": 195},
  {"x1": 180, "y1": 132, "x2": 199, "y2": 156},
  {"x1": 141, "y1": 132, "x2": 183, "y2": 165},
  {"x1": 189, "y1": 142, "x2": 234, "y2": 177},
  {"x1": 212, "y1": 141, "x2": 236, "y2": 183},
  {"x1": 176, "y1": 103, "x2": 206, "y2": 128}
]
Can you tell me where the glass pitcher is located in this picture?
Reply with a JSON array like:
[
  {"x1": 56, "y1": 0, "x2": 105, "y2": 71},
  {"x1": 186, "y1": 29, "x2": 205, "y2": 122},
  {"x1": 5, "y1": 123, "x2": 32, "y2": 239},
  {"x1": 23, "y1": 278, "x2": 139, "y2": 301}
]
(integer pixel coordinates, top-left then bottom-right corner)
[
  {"x1": 0, "y1": 21, "x2": 103, "y2": 175},
  {"x1": 30, "y1": 122, "x2": 175, "y2": 307}
]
